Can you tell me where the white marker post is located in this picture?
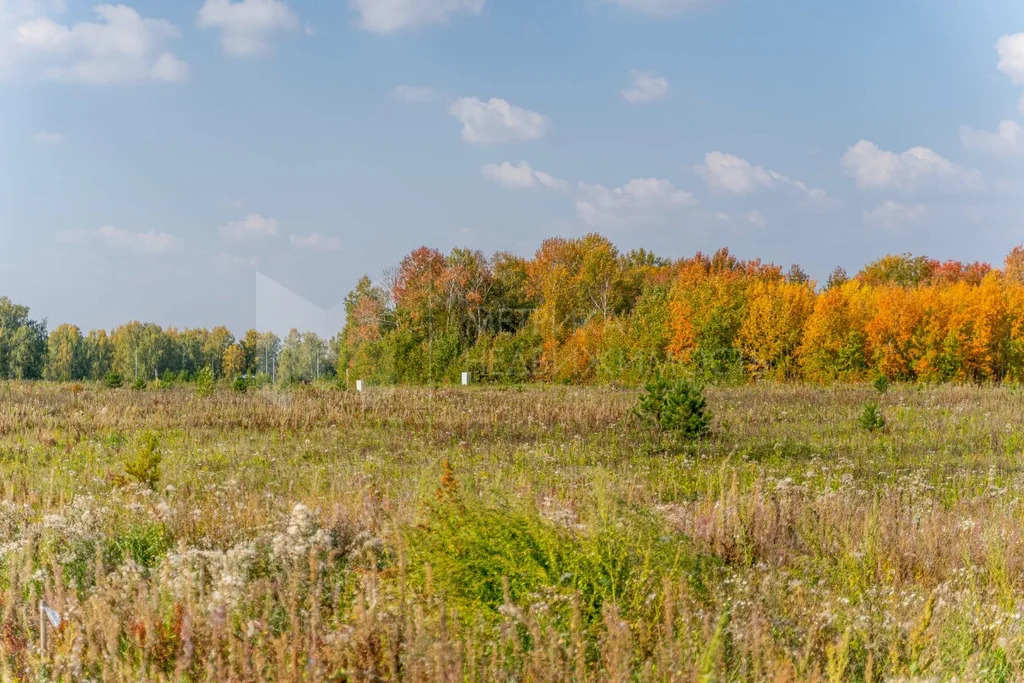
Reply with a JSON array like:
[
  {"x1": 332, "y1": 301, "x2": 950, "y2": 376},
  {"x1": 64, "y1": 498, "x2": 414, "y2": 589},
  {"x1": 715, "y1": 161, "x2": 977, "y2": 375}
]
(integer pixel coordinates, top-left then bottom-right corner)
[
  {"x1": 461, "y1": 372, "x2": 470, "y2": 386},
  {"x1": 39, "y1": 601, "x2": 60, "y2": 653},
  {"x1": 356, "y1": 380, "x2": 363, "y2": 393},
  {"x1": 39, "y1": 601, "x2": 46, "y2": 653}
]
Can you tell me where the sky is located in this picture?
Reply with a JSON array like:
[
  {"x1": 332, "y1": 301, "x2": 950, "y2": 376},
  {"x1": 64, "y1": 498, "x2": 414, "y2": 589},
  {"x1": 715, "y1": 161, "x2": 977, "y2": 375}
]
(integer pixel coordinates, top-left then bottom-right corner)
[{"x1": 2, "y1": 0, "x2": 1024, "y2": 336}]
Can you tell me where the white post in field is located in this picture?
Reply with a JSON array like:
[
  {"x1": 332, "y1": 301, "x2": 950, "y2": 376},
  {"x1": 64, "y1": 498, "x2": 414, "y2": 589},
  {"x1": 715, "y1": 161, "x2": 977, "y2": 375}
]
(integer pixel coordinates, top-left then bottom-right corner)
[
  {"x1": 39, "y1": 601, "x2": 46, "y2": 652},
  {"x1": 461, "y1": 372, "x2": 470, "y2": 386},
  {"x1": 356, "y1": 380, "x2": 363, "y2": 393}
]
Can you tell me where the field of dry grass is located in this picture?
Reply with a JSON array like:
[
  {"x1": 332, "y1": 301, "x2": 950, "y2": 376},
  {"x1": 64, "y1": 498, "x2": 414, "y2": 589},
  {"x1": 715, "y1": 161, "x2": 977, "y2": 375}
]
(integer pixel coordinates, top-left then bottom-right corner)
[{"x1": 2, "y1": 381, "x2": 1024, "y2": 680}]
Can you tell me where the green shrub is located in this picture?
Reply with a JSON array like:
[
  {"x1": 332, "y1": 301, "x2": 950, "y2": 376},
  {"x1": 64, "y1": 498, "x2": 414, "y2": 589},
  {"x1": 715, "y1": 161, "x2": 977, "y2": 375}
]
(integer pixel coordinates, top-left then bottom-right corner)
[
  {"x1": 635, "y1": 374, "x2": 712, "y2": 441},
  {"x1": 232, "y1": 376, "x2": 249, "y2": 393},
  {"x1": 125, "y1": 433, "x2": 161, "y2": 489},
  {"x1": 104, "y1": 372, "x2": 124, "y2": 389},
  {"x1": 858, "y1": 400, "x2": 886, "y2": 433},
  {"x1": 131, "y1": 378, "x2": 147, "y2": 391},
  {"x1": 195, "y1": 367, "x2": 215, "y2": 397},
  {"x1": 404, "y1": 492, "x2": 715, "y2": 642},
  {"x1": 872, "y1": 374, "x2": 890, "y2": 394},
  {"x1": 105, "y1": 522, "x2": 172, "y2": 570}
]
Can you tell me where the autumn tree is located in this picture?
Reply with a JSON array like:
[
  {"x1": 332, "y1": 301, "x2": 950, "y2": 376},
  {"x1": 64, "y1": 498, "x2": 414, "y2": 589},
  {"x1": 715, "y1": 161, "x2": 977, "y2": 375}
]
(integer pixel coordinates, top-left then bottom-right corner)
[
  {"x1": 799, "y1": 280, "x2": 874, "y2": 382},
  {"x1": 863, "y1": 286, "x2": 925, "y2": 381},
  {"x1": 204, "y1": 326, "x2": 235, "y2": 378},
  {"x1": 1004, "y1": 245, "x2": 1024, "y2": 283},
  {"x1": 222, "y1": 343, "x2": 246, "y2": 378},
  {"x1": 857, "y1": 254, "x2": 934, "y2": 288},
  {"x1": 668, "y1": 249, "x2": 778, "y2": 380},
  {"x1": 739, "y1": 280, "x2": 815, "y2": 380}
]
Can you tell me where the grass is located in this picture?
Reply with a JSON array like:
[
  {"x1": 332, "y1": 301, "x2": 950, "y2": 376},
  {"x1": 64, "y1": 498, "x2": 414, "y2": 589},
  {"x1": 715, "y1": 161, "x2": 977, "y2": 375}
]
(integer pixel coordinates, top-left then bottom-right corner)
[{"x1": 0, "y1": 381, "x2": 1024, "y2": 679}]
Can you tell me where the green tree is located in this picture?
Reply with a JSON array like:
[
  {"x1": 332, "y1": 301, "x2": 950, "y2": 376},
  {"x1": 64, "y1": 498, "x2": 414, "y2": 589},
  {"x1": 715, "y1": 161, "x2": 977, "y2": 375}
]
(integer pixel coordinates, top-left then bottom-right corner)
[
  {"x1": 0, "y1": 297, "x2": 47, "y2": 379},
  {"x1": 82, "y1": 329, "x2": 113, "y2": 380},
  {"x1": 45, "y1": 324, "x2": 86, "y2": 381},
  {"x1": 110, "y1": 322, "x2": 171, "y2": 382}
]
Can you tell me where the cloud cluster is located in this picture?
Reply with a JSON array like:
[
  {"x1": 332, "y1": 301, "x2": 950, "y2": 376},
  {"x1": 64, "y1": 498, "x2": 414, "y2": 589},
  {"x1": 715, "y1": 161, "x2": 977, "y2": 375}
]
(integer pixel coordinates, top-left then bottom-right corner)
[
  {"x1": 57, "y1": 225, "x2": 181, "y2": 253},
  {"x1": 481, "y1": 162, "x2": 568, "y2": 192},
  {"x1": 219, "y1": 213, "x2": 280, "y2": 242},
  {"x1": 351, "y1": 0, "x2": 484, "y2": 34},
  {"x1": 2, "y1": 4, "x2": 188, "y2": 84},
  {"x1": 863, "y1": 201, "x2": 927, "y2": 230},
  {"x1": 290, "y1": 232, "x2": 342, "y2": 250},
  {"x1": 576, "y1": 178, "x2": 695, "y2": 228},
  {"x1": 960, "y1": 120, "x2": 1024, "y2": 156},
  {"x1": 218, "y1": 213, "x2": 344, "y2": 254},
  {"x1": 198, "y1": 0, "x2": 299, "y2": 57},
  {"x1": 997, "y1": 33, "x2": 1024, "y2": 84},
  {"x1": 841, "y1": 140, "x2": 982, "y2": 192},
  {"x1": 697, "y1": 152, "x2": 826, "y2": 200},
  {"x1": 448, "y1": 97, "x2": 550, "y2": 145},
  {"x1": 621, "y1": 70, "x2": 669, "y2": 104}
]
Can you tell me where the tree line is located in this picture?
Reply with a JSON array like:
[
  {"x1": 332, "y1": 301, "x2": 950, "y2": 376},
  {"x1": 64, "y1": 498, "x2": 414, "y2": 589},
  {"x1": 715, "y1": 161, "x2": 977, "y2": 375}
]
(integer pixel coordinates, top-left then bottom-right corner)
[
  {"x1": 7, "y1": 235, "x2": 1024, "y2": 386},
  {"x1": 0, "y1": 299, "x2": 335, "y2": 385},
  {"x1": 337, "y1": 236, "x2": 1024, "y2": 385}
]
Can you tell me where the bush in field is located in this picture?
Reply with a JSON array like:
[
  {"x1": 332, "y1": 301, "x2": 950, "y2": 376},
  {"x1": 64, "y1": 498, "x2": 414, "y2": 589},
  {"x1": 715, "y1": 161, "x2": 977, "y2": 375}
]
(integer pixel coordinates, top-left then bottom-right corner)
[
  {"x1": 873, "y1": 374, "x2": 890, "y2": 394},
  {"x1": 195, "y1": 367, "x2": 215, "y2": 397},
  {"x1": 131, "y1": 378, "x2": 146, "y2": 391},
  {"x1": 124, "y1": 433, "x2": 161, "y2": 489},
  {"x1": 232, "y1": 376, "x2": 249, "y2": 393},
  {"x1": 635, "y1": 374, "x2": 712, "y2": 441},
  {"x1": 104, "y1": 372, "x2": 124, "y2": 389},
  {"x1": 405, "y1": 490, "x2": 715, "y2": 641},
  {"x1": 858, "y1": 400, "x2": 886, "y2": 433}
]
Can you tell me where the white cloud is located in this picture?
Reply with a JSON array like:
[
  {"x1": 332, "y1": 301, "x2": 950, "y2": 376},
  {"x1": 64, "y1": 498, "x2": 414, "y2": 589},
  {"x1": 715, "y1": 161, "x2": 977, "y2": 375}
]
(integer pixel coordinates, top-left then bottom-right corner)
[
  {"x1": 609, "y1": 0, "x2": 709, "y2": 16},
  {"x1": 481, "y1": 161, "x2": 568, "y2": 192},
  {"x1": 576, "y1": 178, "x2": 696, "y2": 228},
  {"x1": 351, "y1": 0, "x2": 484, "y2": 34},
  {"x1": 745, "y1": 209, "x2": 766, "y2": 228},
  {"x1": 714, "y1": 209, "x2": 768, "y2": 229},
  {"x1": 621, "y1": 70, "x2": 669, "y2": 104},
  {"x1": 697, "y1": 151, "x2": 826, "y2": 200},
  {"x1": 3, "y1": 5, "x2": 188, "y2": 84},
  {"x1": 960, "y1": 120, "x2": 1024, "y2": 156},
  {"x1": 391, "y1": 84, "x2": 436, "y2": 103},
  {"x1": 56, "y1": 225, "x2": 181, "y2": 253},
  {"x1": 289, "y1": 232, "x2": 342, "y2": 250},
  {"x1": 997, "y1": 33, "x2": 1024, "y2": 84},
  {"x1": 30, "y1": 130, "x2": 63, "y2": 144},
  {"x1": 448, "y1": 97, "x2": 549, "y2": 145},
  {"x1": 841, "y1": 140, "x2": 982, "y2": 192},
  {"x1": 219, "y1": 213, "x2": 280, "y2": 242},
  {"x1": 864, "y1": 201, "x2": 927, "y2": 230},
  {"x1": 197, "y1": 0, "x2": 299, "y2": 58}
]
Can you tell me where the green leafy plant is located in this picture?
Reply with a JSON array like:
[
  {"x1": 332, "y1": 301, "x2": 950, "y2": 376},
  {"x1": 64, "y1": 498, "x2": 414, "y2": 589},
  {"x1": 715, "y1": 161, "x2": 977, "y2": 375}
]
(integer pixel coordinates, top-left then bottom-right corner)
[
  {"x1": 232, "y1": 376, "x2": 249, "y2": 394},
  {"x1": 858, "y1": 400, "x2": 887, "y2": 433},
  {"x1": 634, "y1": 373, "x2": 712, "y2": 441},
  {"x1": 104, "y1": 372, "x2": 124, "y2": 389},
  {"x1": 124, "y1": 433, "x2": 161, "y2": 489},
  {"x1": 195, "y1": 367, "x2": 215, "y2": 397},
  {"x1": 131, "y1": 378, "x2": 147, "y2": 391},
  {"x1": 873, "y1": 374, "x2": 890, "y2": 394}
]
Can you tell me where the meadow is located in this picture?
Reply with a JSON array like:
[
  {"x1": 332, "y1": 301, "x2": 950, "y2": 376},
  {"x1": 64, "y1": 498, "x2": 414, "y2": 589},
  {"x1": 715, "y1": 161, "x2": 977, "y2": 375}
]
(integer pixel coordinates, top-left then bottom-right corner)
[{"x1": 1, "y1": 381, "x2": 1024, "y2": 680}]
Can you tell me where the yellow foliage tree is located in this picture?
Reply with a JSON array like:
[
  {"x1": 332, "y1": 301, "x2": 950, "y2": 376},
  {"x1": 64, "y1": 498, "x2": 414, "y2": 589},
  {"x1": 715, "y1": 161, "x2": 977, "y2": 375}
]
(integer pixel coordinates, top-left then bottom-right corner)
[{"x1": 739, "y1": 280, "x2": 815, "y2": 380}]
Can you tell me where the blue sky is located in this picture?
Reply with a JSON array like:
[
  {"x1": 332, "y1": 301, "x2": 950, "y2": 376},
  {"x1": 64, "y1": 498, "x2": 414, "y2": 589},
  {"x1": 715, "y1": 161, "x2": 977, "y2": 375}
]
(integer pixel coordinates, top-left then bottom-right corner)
[{"x1": 2, "y1": 0, "x2": 1023, "y2": 335}]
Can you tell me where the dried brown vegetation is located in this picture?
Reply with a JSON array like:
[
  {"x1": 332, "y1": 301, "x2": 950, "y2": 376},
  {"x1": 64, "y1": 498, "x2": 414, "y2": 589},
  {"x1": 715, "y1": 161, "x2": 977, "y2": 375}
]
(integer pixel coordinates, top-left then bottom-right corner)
[{"x1": 0, "y1": 381, "x2": 1023, "y2": 680}]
